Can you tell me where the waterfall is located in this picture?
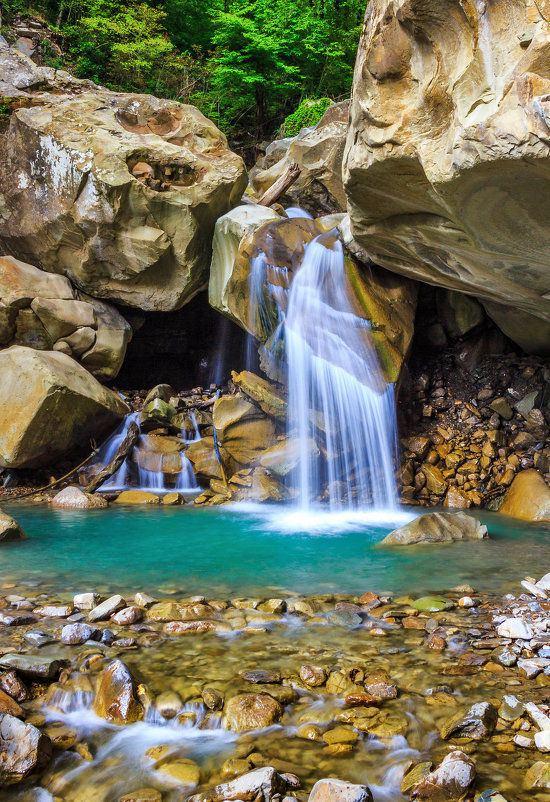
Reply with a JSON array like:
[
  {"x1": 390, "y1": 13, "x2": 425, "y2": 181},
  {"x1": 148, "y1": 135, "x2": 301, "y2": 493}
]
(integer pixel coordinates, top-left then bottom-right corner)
[{"x1": 285, "y1": 231, "x2": 398, "y2": 510}]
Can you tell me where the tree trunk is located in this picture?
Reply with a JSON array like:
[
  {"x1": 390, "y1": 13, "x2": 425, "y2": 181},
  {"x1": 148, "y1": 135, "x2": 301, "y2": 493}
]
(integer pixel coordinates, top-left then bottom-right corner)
[
  {"x1": 257, "y1": 163, "x2": 301, "y2": 207},
  {"x1": 85, "y1": 421, "x2": 139, "y2": 493}
]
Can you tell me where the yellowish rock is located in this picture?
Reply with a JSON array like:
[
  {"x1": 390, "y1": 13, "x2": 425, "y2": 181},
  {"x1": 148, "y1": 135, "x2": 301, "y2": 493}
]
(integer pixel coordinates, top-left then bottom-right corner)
[
  {"x1": 500, "y1": 469, "x2": 550, "y2": 521},
  {"x1": 114, "y1": 491, "x2": 160, "y2": 505}
]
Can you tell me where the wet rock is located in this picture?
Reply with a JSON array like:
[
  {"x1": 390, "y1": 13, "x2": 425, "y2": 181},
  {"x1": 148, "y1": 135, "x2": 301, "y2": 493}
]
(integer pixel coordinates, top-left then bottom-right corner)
[
  {"x1": 412, "y1": 596, "x2": 454, "y2": 613},
  {"x1": 114, "y1": 491, "x2": 160, "y2": 505},
  {"x1": 88, "y1": 594, "x2": 125, "y2": 622},
  {"x1": 223, "y1": 693, "x2": 282, "y2": 732},
  {"x1": 156, "y1": 758, "x2": 200, "y2": 786},
  {"x1": 401, "y1": 763, "x2": 433, "y2": 794},
  {"x1": 499, "y1": 695, "x2": 524, "y2": 723},
  {"x1": 308, "y1": 778, "x2": 373, "y2": 802},
  {"x1": 202, "y1": 688, "x2": 223, "y2": 711},
  {"x1": 499, "y1": 469, "x2": 550, "y2": 522},
  {"x1": 61, "y1": 623, "x2": 99, "y2": 645},
  {"x1": 0, "y1": 610, "x2": 35, "y2": 627},
  {"x1": 51, "y1": 486, "x2": 108, "y2": 509},
  {"x1": 155, "y1": 691, "x2": 182, "y2": 719},
  {"x1": 240, "y1": 670, "x2": 281, "y2": 684},
  {"x1": 0, "y1": 347, "x2": 127, "y2": 469},
  {"x1": 34, "y1": 604, "x2": 73, "y2": 618},
  {"x1": 0, "y1": 690, "x2": 23, "y2": 718},
  {"x1": 364, "y1": 670, "x2": 397, "y2": 701},
  {"x1": 410, "y1": 750, "x2": 475, "y2": 800},
  {"x1": 524, "y1": 760, "x2": 550, "y2": 789},
  {"x1": 382, "y1": 512, "x2": 487, "y2": 545},
  {"x1": 23, "y1": 630, "x2": 54, "y2": 647},
  {"x1": 231, "y1": 370, "x2": 287, "y2": 421},
  {"x1": 300, "y1": 665, "x2": 328, "y2": 687},
  {"x1": 111, "y1": 606, "x2": 143, "y2": 626},
  {"x1": 0, "y1": 654, "x2": 66, "y2": 681},
  {"x1": 119, "y1": 790, "x2": 162, "y2": 802},
  {"x1": 187, "y1": 766, "x2": 288, "y2": 801},
  {"x1": 0, "y1": 672, "x2": 26, "y2": 703},
  {"x1": 213, "y1": 394, "x2": 276, "y2": 466},
  {"x1": 73, "y1": 592, "x2": 100, "y2": 611},
  {"x1": 163, "y1": 621, "x2": 219, "y2": 635},
  {"x1": 0, "y1": 713, "x2": 52, "y2": 784},
  {"x1": 0, "y1": 510, "x2": 25, "y2": 542},
  {"x1": 92, "y1": 660, "x2": 144, "y2": 725},
  {"x1": 440, "y1": 702, "x2": 497, "y2": 740}
]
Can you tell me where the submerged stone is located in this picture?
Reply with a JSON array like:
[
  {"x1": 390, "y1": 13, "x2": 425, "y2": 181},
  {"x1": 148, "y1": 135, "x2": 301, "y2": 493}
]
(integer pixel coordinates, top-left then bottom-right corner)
[
  {"x1": 223, "y1": 693, "x2": 282, "y2": 732},
  {"x1": 412, "y1": 596, "x2": 455, "y2": 613}
]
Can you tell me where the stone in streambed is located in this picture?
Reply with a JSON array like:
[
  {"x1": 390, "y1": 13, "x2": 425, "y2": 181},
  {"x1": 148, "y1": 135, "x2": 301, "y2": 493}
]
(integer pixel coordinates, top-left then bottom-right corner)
[
  {"x1": 412, "y1": 596, "x2": 454, "y2": 613},
  {"x1": 88, "y1": 594, "x2": 125, "y2": 621},
  {"x1": 111, "y1": 606, "x2": 143, "y2": 626},
  {"x1": 525, "y1": 761, "x2": 550, "y2": 789},
  {"x1": 300, "y1": 665, "x2": 328, "y2": 687},
  {"x1": 51, "y1": 486, "x2": 107, "y2": 509},
  {"x1": 119, "y1": 790, "x2": 162, "y2": 802},
  {"x1": 0, "y1": 510, "x2": 25, "y2": 542},
  {"x1": 187, "y1": 767, "x2": 288, "y2": 801},
  {"x1": 114, "y1": 491, "x2": 160, "y2": 505},
  {"x1": 0, "y1": 690, "x2": 23, "y2": 718},
  {"x1": 0, "y1": 654, "x2": 66, "y2": 681},
  {"x1": 92, "y1": 660, "x2": 143, "y2": 725},
  {"x1": 61, "y1": 623, "x2": 99, "y2": 645},
  {"x1": 409, "y1": 750, "x2": 475, "y2": 800},
  {"x1": 308, "y1": 778, "x2": 373, "y2": 802},
  {"x1": 497, "y1": 618, "x2": 533, "y2": 639},
  {"x1": 440, "y1": 702, "x2": 497, "y2": 740},
  {"x1": 223, "y1": 693, "x2": 282, "y2": 732},
  {"x1": 382, "y1": 512, "x2": 487, "y2": 545},
  {"x1": 0, "y1": 713, "x2": 52, "y2": 784}
]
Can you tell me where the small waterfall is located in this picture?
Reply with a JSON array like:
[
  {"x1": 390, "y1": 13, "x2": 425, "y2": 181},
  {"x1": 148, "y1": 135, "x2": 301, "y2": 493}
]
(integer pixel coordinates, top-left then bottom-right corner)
[
  {"x1": 94, "y1": 411, "x2": 200, "y2": 494},
  {"x1": 284, "y1": 231, "x2": 398, "y2": 510}
]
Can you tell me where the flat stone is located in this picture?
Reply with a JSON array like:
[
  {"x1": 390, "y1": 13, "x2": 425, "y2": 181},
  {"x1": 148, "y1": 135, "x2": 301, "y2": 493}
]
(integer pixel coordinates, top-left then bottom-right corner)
[
  {"x1": 111, "y1": 606, "x2": 143, "y2": 626},
  {"x1": 308, "y1": 778, "x2": 373, "y2": 801},
  {"x1": 34, "y1": 604, "x2": 73, "y2": 618},
  {"x1": 412, "y1": 596, "x2": 455, "y2": 613},
  {"x1": 0, "y1": 611, "x2": 36, "y2": 626},
  {"x1": 497, "y1": 618, "x2": 533, "y2": 639},
  {"x1": 187, "y1": 767, "x2": 288, "y2": 801},
  {"x1": 119, "y1": 789, "x2": 162, "y2": 802},
  {"x1": 88, "y1": 594, "x2": 125, "y2": 622},
  {"x1": 240, "y1": 670, "x2": 281, "y2": 684},
  {"x1": 0, "y1": 653, "x2": 67, "y2": 680},
  {"x1": 23, "y1": 630, "x2": 55, "y2": 648}
]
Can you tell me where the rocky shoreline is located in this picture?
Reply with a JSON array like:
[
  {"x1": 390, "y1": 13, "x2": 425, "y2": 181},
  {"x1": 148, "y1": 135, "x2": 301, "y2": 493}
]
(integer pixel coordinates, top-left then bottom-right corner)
[{"x1": 0, "y1": 561, "x2": 548, "y2": 799}]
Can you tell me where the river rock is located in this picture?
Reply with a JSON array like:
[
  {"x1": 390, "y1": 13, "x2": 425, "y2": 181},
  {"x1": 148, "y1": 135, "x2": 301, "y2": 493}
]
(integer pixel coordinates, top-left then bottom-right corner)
[
  {"x1": 382, "y1": 512, "x2": 488, "y2": 545},
  {"x1": 114, "y1": 491, "x2": 160, "y2": 505},
  {"x1": 223, "y1": 693, "x2": 282, "y2": 732},
  {"x1": 344, "y1": 0, "x2": 550, "y2": 353},
  {"x1": 92, "y1": 660, "x2": 143, "y2": 725},
  {"x1": 213, "y1": 394, "x2": 276, "y2": 465},
  {"x1": 0, "y1": 346, "x2": 127, "y2": 468},
  {"x1": 251, "y1": 101, "x2": 350, "y2": 215},
  {"x1": 51, "y1": 486, "x2": 108, "y2": 509},
  {"x1": 0, "y1": 510, "x2": 25, "y2": 542},
  {"x1": 499, "y1": 469, "x2": 550, "y2": 521},
  {"x1": 497, "y1": 618, "x2": 533, "y2": 639},
  {"x1": 61, "y1": 623, "x2": 99, "y2": 645},
  {"x1": 0, "y1": 654, "x2": 66, "y2": 680},
  {"x1": 0, "y1": 256, "x2": 131, "y2": 380},
  {"x1": 0, "y1": 44, "x2": 247, "y2": 312},
  {"x1": 410, "y1": 750, "x2": 475, "y2": 801},
  {"x1": 0, "y1": 713, "x2": 52, "y2": 785},
  {"x1": 88, "y1": 594, "x2": 125, "y2": 622},
  {"x1": 440, "y1": 702, "x2": 497, "y2": 740},
  {"x1": 119, "y1": 790, "x2": 162, "y2": 802},
  {"x1": 187, "y1": 767, "x2": 288, "y2": 801},
  {"x1": 308, "y1": 778, "x2": 373, "y2": 802}
]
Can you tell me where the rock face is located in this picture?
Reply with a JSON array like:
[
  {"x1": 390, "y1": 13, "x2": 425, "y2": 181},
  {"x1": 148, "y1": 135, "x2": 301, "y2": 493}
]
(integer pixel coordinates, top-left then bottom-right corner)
[
  {"x1": 0, "y1": 346, "x2": 127, "y2": 468},
  {"x1": 0, "y1": 713, "x2": 52, "y2": 785},
  {"x1": 500, "y1": 469, "x2": 550, "y2": 521},
  {"x1": 344, "y1": 0, "x2": 550, "y2": 352},
  {"x1": 382, "y1": 512, "x2": 488, "y2": 545},
  {"x1": 0, "y1": 43, "x2": 247, "y2": 312},
  {"x1": 251, "y1": 101, "x2": 350, "y2": 215},
  {"x1": 0, "y1": 510, "x2": 25, "y2": 541},
  {"x1": 0, "y1": 255, "x2": 131, "y2": 380}
]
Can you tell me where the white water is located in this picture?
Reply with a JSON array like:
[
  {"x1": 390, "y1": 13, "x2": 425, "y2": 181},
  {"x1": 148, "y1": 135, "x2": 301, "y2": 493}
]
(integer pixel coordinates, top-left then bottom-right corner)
[
  {"x1": 284, "y1": 232, "x2": 398, "y2": 510},
  {"x1": 93, "y1": 411, "x2": 199, "y2": 494}
]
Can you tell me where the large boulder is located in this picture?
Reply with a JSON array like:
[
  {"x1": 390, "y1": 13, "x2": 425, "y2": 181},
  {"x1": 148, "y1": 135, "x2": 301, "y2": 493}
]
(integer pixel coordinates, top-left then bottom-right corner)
[
  {"x1": 382, "y1": 511, "x2": 488, "y2": 545},
  {"x1": 500, "y1": 469, "x2": 550, "y2": 521},
  {"x1": 223, "y1": 693, "x2": 283, "y2": 732},
  {"x1": 213, "y1": 394, "x2": 276, "y2": 465},
  {"x1": 0, "y1": 43, "x2": 247, "y2": 312},
  {"x1": 344, "y1": 0, "x2": 550, "y2": 352},
  {"x1": 0, "y1": 510, "x2": 26, "y2": 541},
  {"x1": 0, "y1": 255, "x2": 131, "y2": 379},
  {"x1": 0, "y1": 346, "x2": 128, "y2": 468},
  {"x1": 0, "y1": 713, "x2": 52, "y2": 785},
  {"x1": 251, "y1": 101, "x2": 350, "y2": 215}
]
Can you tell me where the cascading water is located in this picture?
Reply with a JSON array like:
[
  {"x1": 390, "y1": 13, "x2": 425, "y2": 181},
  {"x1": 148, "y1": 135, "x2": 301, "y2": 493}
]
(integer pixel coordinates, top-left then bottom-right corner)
[
  {"x1": 283, "y1": 230, "x2": 398, "y2": 510},
  {"x1": 93, "y1": 412, "x2": 200, "y2": 494}
]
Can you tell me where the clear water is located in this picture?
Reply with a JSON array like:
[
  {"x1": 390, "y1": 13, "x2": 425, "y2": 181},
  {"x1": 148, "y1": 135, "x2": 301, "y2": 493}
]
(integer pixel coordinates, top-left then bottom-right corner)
[{"x1": 1, "y1": 503, "x2": 548, "y2": 597}]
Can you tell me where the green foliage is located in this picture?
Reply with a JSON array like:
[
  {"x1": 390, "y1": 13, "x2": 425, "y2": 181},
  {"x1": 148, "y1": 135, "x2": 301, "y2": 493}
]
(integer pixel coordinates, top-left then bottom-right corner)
[
  {"x1": 1, "y1": 0, "x2": 365, "y2": 145},
  {"x1": 280, "y1": 97, "x2": 333, "y2": 138}
]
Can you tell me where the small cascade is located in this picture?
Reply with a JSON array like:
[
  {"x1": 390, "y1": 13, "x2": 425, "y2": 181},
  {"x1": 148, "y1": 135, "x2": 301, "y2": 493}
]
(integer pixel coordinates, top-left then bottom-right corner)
[
  {"x1": 285, "y1": 231, "x2": 397, "y2": 510},
  {"x1": 93, "y1": 411, "x2": 200, "y2": 495}
]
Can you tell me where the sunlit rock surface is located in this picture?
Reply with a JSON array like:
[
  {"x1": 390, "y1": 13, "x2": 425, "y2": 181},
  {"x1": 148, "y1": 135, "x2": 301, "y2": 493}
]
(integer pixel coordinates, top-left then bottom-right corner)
[
  {"x1": 0, "y1": 346, "x2": 128, "y2": 468},
  {"x1": 251, "y1": 100, "x2": 350, "y2": 215},
  {"x1": 344, "y1": 0, "x2": 550, "y2": 350},
  {"x1": 0, "y1": 43, "x2": 247, "y2": 311},
  {"x1": 0, "y1": 255, "x2": 131, "y2": 379}
]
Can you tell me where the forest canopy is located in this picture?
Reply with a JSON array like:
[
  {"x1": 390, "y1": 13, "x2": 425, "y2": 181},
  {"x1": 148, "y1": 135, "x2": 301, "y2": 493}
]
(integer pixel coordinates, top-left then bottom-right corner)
[{"x1": 1, "y1": 0, "x2": 364, "y2": 148}]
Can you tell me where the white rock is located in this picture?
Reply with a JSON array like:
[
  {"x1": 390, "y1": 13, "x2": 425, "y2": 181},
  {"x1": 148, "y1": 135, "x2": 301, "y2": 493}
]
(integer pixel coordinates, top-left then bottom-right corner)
[
  {"x1": 522, "y1": 580, "x2": 548, "y2": 599},
  {"x1": 513, "y1": 734, "x2": 533, "y2": 748},
  {"x1": 88, "y1": 594, "x2": 125, "y2": 622},
  {"x1": 73, "y1": 592, "x2": 100, "y2": 611},
  {"x1": 525, "y1": 702, "x2": 550, "y2": 731},
  {"x1": 517, "y1": 659, "x2": 550, "y2": 679},
  {"x1": 497, "y1": 618, "x2": 533, "y2": 639},
  {"x1": 538, "y1": 573, "x2": 550, "y2": 590},
  {"x1": 458, "y1": 596, "x2": 477, "y2": 608},
  {"x1": 535, "y1": 730, "x2": 550, "y2": 752}
]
